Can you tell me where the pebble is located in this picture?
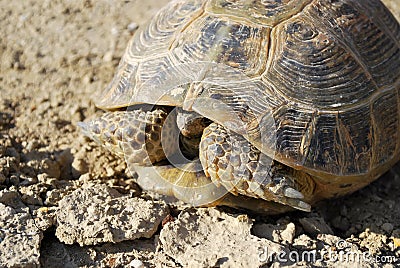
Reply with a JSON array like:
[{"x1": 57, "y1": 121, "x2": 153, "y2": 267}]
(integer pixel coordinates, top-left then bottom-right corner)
[
  {"x1": 393, "y1": 237, "x2": 400, "y2": 249},
  {"x1": 6, "y1": 147, "x2": 20, "y2": 162},
  {"x1": 82, "y1": 75, "x2": 91, "y2": 84},
  {"x1": 111, "y1": 27, "x2": 119, "y2": 36},
  {"x1": 19, "y1": 175, "x2": 38, "y2": 186},
  {"x1": 280, "y1": 222, "x2": 296, "y2": 244},
  {"x1": 0, "y1": 144, "x2": 5, "y2": 155},
  {"x1": 9, "y1": 175, "x2": 20, "y2": 186},
  {"x1": 41, "y1": 158, "x2": 60, "y2": 179},
  {"x1": 78, "y1": 173, "x2": 91, "y2": 183},
  {"x1": 381, "y1": 223, "x2": 394, "y2": 233},
  {"x1": 127, "y1": 22, "x2": 138, "y2": 33},
  {"x1": 26, "y1": 140, "x2": 39, "y2": 151},
  {"x1": 71, "y1": 158, "x2": 88, "y2": 179},
  {"x1": 103, "y1": 51, "x2": 114, "y2": 62},
  {"x1": 331, "y1": 216, "x2": 350, "y2": 232},
  {"x1": 130, "y1": 259, "x2": 144, "y2": 268},
  {"x1": 299, "y1": 217, "x2": 333, "y2": 236},
  {"x1": 359, "y1": 231, "x2": 367, "y2": 239},
  {"x1": 106, "y1": 166, "x2": 115, "y2": 177}
]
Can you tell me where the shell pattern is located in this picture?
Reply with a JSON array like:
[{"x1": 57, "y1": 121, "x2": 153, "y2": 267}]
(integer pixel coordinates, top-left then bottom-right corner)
[{"x1": 97, "y1": 0, "x2": 400, "y2": 180}]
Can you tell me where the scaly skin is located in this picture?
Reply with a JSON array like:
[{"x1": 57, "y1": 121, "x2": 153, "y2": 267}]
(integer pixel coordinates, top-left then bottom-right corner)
[
  {"x1": 81, "y1": 107, "x2": 315, "y2": 212},
  {"x1": 79, "y1": 108, "x2": 168, "y2": 166},
  {"x1": 200, "y1": 123, "x2": 314, "y2": 211}
]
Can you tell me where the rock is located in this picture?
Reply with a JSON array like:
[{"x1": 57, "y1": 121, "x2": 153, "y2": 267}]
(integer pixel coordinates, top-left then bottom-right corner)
[
  {"x1": 0, "y1": 172, "x2": 5, "y2": 184},
  {"x1": 1, "y1": 156, "x2": 19, "y2": 176},
  {"x1": 393, "y1": 237, "x2": 400, "y2": 249},
  {"x1": 0, "y1": 112, "x2": 13, "y2": 129},
  {"x1": 19, "y1": 184, "x2": 47, "y2": 206},
  {"x1": 293, "y1": 234, "x2": 317, "y2": 251},
  {"x1": 19, "y1": 175, "x2": 38, "y2": 186},
  {"x1": 317, "y1": 234, "x2": 343, "y2": 247},
  {"x1": 331, "y1": 216, "x2": 350, "y2": 232},
  {"x1": 127, "y1": 22, "x2": 138, "y2": 33},
  {"x1": 33, "y1": 206, "x2": 57, "y2": 231},
  {"x1": 382, "y1": 223, "x2": 394, "y2": 234},
  {"x1": 0, "y1": 189, "x2": 26, "y2": 208},
  {"x1": 159, "y1": 208, "x2": 285, "y2": 267},
  {"x1": 252, "y1": 223, "x2": 278, "y2": 241},
  {"x1": 253, "y1": 222, "x2": 296, "y2": 244},
  {"x1": 130, "y1": 259, "x2": 144, "y2": 268},
  {"x1": 6, "y1": 147, "x2": 20, "y2": 163},
  {"x1": 281, "y1": 223, "x2": 296, "y2": 244},
  {"x1": 9, "y1": 174, "x2": 20, "y2": 186},
  {"x1": 56, "y1": 184, "x2": 169, "y2": 246},
  {"x1": 358, "y1": 230, "x2": 388, "y2": 255},
  {"x1": 0, "y1": 202, "x2": 42, "y2": 268},
  {"x1": 25, "y1": 140, "x2": 39, "y2": 151},
  {"x1": 45, "y1": 188, "x2": 74, "y2": 206},
  {"x1": 41, "y1": 158, "x2": 61, "y2": 179},
  {"x1": 103, "y1": 51, "x2": 114, "y2": 62},
  {"x1": 299, "y1": 217, "x2": 333, "y2": 236},
  {"x1": 71, "y1": 157, "x2": 88, "y2": 179},
  {"x1": 56, "y1": 149, "x2": 74, "y2": 179}
]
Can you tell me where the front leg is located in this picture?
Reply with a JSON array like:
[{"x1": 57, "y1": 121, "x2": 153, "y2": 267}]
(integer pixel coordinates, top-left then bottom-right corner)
[
  {"x1": 78, "y1": 107, "x2": 169, "y2": 166},
  {"x1": 199, "y1": 123, "x2": 315, "y2": 212}
]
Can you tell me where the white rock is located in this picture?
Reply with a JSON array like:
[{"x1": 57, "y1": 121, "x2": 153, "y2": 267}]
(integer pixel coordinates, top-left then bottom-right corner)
[
  {"x1": 127, "y1": 22, "x2": 138, "y2": 33},
  {"x1": 130, "y1": 259, "x2": 144, "y2": 268},
  {"x1": 0, "y1": 201, "x2": 42, "y2": 267},
  {"x1": 56, "y1": 184, "x2": 169, "y2": 246},
  {"x1": 159, "y1": 208, "x2": 285, "y2": 267}
]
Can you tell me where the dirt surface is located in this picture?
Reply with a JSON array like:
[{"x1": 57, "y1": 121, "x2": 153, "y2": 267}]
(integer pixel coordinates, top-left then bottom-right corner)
[{"x1": 0, "y1": 0, "x2": 399, "y2": 267}]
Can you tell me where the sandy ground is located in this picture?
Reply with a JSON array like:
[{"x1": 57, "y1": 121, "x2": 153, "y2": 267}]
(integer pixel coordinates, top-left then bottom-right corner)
[{"x1": 0, "y1": 0, "x2": 399, "y2": 267}]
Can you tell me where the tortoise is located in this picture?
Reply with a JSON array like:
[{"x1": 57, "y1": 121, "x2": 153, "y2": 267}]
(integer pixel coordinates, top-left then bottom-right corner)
[{"x1": 79, "y1": 0, "x2": 400, "y2": 214}]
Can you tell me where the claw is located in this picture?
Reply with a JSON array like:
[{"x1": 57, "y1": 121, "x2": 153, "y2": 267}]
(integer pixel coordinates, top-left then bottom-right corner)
[
  {"x1": 287, "y1": 199, "x2": 312, "y2": 212},
  {"x1": 283, "y1": 187, "x2": 304, "y2": 199}
]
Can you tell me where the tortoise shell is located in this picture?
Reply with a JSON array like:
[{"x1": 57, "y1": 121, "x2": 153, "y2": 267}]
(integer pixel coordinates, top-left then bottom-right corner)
[{"x1": 96, "y1": 0, "x2": 400, "y2": 184}]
